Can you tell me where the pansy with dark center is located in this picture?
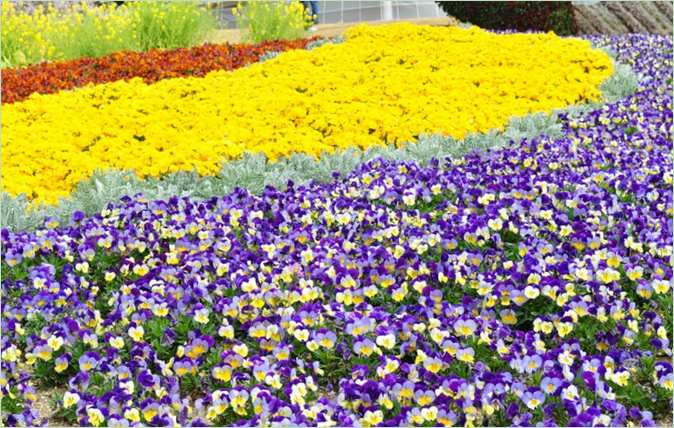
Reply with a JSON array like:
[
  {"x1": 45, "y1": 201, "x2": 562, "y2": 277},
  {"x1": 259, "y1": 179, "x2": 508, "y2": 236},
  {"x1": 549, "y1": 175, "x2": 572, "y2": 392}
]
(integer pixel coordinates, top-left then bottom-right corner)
[{"x1": 1, "y1": 33, "x2": 672, "y2": 428}]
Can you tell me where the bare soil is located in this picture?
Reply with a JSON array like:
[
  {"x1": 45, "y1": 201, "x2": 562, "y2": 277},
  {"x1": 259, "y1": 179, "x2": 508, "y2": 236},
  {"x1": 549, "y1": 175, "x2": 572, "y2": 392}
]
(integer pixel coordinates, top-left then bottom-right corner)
[{"x1": 33, "y1": 385, "x2": 78, "y2": 427}]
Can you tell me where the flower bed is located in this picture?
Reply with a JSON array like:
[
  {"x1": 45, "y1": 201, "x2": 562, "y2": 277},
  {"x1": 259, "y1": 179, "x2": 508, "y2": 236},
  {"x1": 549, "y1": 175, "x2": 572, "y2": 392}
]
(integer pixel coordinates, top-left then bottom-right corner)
[
  {"x1": 0, "y1": 38, "x2": 320, "y2": 105},
  {"x1": 1, "y1": 32, "x2": 672, "y2": 427},
  {"x1": 2, "y1": 23, "x2": 614, "y2": 206}
]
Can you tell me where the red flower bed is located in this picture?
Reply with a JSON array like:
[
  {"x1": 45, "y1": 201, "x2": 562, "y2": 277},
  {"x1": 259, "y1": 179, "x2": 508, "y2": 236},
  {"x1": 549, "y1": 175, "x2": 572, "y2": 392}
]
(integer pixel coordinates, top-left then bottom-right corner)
[{"x1": 1, "y1": 37, "x2": 321, "y2": 104}]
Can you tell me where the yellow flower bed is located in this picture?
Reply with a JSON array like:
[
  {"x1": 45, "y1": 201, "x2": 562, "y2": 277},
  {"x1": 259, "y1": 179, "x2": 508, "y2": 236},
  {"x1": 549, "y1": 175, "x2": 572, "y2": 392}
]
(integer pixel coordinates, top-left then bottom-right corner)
[{"x1": 2, "y1": 23, "x2": 613, "y2": 206}]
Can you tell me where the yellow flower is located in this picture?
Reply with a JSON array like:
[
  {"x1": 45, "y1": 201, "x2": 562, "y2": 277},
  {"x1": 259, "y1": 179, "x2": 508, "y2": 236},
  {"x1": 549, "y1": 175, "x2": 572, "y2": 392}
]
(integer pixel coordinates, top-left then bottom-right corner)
[
  {"x1": 212, "y1": 365, "x2": 232, "y2": 382},
  {"x1": 109, "y1": 336, "x2": 125, "y2": 349},
  {"x1": 2, "y1": 24, "x2": 612, "y2": 206},
  {"x1": 63, "y1": 391, "x2": 80, "y2": 408}
]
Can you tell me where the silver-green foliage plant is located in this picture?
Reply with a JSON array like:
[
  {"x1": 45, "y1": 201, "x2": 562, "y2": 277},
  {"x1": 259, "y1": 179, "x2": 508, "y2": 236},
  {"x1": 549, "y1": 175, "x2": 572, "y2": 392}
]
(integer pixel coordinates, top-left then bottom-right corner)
[
  {"x1": 307, "y1": 35, "x2": 347, "y2": 51},
  {"x1": 259, "y1": 35, "x2": 346, "y2": 63},
  {"x1": 258, "y1": 50, "x2": 282, "y2": 63},
  {"x1": 0, "y1": 47, "x2": 640, "y2": 232}
]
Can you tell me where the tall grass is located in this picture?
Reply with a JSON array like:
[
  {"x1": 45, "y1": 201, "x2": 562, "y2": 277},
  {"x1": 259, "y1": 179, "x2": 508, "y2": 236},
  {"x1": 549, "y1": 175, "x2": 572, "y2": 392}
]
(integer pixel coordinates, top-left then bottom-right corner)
[
  {"x1": 0, "y1": 1, "x2": 218, "y2": 69},
  {"x1": 129, "y1": 1, "x2": 218, "y2": 52},
  {"x1": 233, "y1": 1, "x2": 312, "y2": 45}
]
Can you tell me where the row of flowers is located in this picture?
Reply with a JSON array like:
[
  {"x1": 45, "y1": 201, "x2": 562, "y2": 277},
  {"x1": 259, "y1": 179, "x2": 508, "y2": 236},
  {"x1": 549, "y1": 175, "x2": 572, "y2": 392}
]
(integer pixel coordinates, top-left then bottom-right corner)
[
  {"x1": 2, "y1": 23, "x2": 614, "y2": 206},
  {"x1": 2, "y1": 33, "x2": 672, "y2": 427},
  {"x1": 1, "y1": 37, "x2": 320, "y2": 105}
]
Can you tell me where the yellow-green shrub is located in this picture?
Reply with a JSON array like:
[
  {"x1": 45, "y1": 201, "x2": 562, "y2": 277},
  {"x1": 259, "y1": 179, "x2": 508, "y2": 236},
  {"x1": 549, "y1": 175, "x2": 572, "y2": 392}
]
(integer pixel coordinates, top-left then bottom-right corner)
[
  {"x1": 233, "y1": 1, "x2": 313, "y2": 45},
  {"x1": 0, "y1": 1, "x2": 216, "y2": 68}
]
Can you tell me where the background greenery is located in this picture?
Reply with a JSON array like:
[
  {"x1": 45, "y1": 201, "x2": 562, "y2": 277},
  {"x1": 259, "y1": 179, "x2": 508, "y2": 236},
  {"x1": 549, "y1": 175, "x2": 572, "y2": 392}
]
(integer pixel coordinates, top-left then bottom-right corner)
[
  {"x1": 233, "y1": 1, "x2": 312, "y2": 45},
  {"x1": 436, "y1": 1, "x2": 578, "y2": 36},
  {"x1": 1, "y1": 1, "x2": 217, "y2": 68}
]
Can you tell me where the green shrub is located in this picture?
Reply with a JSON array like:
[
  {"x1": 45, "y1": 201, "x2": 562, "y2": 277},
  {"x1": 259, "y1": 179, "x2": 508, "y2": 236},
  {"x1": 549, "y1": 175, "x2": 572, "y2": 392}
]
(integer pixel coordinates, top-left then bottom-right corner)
[
  {"x1": 0, "y1": 1, "x2": 217, "y2": 68},
  {"x1": 127, "y1": 1, "x2": 218, "y2": 52},
  {"x1": 436, "y1": 1, "x2": 578, "y2": 36},
  {"x1": 233, "y1": 1, "x2": 312, "y2": 44}
]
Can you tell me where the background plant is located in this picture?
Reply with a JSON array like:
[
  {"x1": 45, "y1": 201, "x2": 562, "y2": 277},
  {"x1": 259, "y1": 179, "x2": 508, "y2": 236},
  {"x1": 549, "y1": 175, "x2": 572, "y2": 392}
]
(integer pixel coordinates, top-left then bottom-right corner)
[
  {"x1": 233, "y1": 1, "x2": 312, "y2": 44},
  {"x1": 2, "y1": 1, "x2": 107, "y2": 15},
  {"x1": 127, "y1": 1, "x2": 218, "y2": 52},
  {"x1": 436, "y1": 1, "x2": 578, "y2": 36},
  {"x1": 0, "y1": 1, "x2": 217, "y2": 68}
]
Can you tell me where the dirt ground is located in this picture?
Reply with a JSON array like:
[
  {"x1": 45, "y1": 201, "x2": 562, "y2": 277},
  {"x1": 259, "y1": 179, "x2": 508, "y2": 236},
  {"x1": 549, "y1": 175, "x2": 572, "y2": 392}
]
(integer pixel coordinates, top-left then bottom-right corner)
[
  {"x1": 207, "y1": 16, "x2": 462, "y2": 44},
  {"x1": 31, "y1": 384, "x2": 77, "y2": 427}
]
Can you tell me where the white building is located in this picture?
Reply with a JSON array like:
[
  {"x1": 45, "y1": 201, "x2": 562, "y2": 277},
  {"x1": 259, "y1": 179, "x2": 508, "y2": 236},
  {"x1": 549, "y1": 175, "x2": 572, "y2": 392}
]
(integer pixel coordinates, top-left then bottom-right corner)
[{"x1": 319, "y1": 1, "x2": 447, "y2": 24}]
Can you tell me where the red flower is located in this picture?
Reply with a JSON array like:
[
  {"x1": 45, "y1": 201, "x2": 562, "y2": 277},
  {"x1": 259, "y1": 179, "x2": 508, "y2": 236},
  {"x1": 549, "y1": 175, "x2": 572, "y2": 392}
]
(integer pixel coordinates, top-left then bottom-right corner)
[{"x1": 2, "y1": 37, "x2": 322, "y2": 104}]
